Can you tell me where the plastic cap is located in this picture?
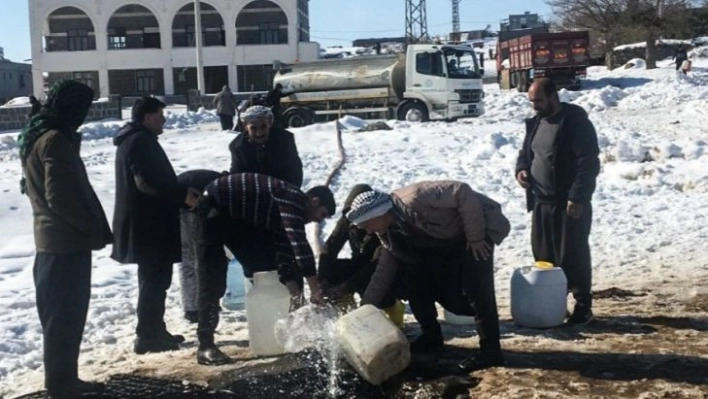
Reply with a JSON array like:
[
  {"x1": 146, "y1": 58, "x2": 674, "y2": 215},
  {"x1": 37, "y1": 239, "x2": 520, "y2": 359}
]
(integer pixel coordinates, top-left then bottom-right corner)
[{"x1": 535, "y1": 261, "x2": 554, "y2": 269}]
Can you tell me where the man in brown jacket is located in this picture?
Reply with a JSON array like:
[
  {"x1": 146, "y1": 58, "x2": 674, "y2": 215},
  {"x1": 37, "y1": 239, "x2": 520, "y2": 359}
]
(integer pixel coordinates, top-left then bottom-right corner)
[
  {"x1": 346, "y1": 180, "x2": 510, "y2": 372},
  {"x1": 18, "y1": 80, "x2": 112, "y2": 398}
]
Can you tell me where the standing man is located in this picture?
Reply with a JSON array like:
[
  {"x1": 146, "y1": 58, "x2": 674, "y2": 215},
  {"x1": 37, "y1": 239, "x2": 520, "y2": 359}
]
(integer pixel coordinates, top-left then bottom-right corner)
[
  {"x1": 346, "y1": 181, "x2": 510, "y2": 372},
  {"x1": 674, "y1": 45, "x2": 688, "y2": 71},
  {"x1": 515, "y1": 78, "x2": 600, "y2": 325},
  {"x1": 18, "y1": 80, "x2": 112, "y2": 398},
  {"x1": 265, "y1": 83, "x2": 291, "y2": 129},
  {"x1": 112, "y1": 97, "x2": 199, "y2": 354},
  {"x1": 213, "y1": 85, "x2": 236, "y2": 131},
  {"x1": 195, "y1": 173, "x2": 335, "y2": 365}
]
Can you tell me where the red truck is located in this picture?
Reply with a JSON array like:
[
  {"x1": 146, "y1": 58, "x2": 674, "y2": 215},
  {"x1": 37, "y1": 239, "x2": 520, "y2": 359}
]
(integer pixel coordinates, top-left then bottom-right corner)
[{"x1": 496, "y1": 31, "x2": 590, "y2": 92}]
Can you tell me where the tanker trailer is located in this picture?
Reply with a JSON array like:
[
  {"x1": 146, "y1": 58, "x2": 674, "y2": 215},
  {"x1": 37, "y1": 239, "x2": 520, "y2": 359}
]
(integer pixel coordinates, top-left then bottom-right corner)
[{"x1": 273, "y1": 44, "x2": 485, "y2": 127}]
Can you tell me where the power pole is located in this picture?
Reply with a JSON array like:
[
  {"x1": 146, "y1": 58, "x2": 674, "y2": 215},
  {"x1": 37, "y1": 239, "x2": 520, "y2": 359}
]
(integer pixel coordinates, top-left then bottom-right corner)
[
  {"x1": 452, "y1": 0, "x2": 462, "y2": 42},
  {"x1": 405, "y1": 0, "x2": 428, "y2": 45},
  {"x1": 194, "y1": 0, "x2": 205, "y2": 94}
]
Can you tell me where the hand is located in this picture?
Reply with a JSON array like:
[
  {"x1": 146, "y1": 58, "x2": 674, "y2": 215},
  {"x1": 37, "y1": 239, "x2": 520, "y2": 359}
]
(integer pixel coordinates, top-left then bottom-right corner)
[
  {"x1": 516, "y1": 170, "x2": 529, "y2": 188},
  {"x1": 324, "y1": 283, "x2": 351, "y2": 301},
  {"x1": 467, "y1": 240, "x2": 492, "y2": 261},
  {"x1": 306, "y1": 276, "x2": 325, "y2": 305},
  {"x1": 285, "y1": 280, "x2": 302, "y2": 297},
  {"x1": 567, "y1": 201, "x2": 584, "y2": 219},
  {"x1": 184, "y1": 187, "x2": 200, "y2": 208}
]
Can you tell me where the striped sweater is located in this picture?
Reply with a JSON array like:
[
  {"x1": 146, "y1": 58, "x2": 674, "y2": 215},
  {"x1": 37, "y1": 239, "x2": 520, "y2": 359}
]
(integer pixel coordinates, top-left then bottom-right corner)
[{"x1": 205, "y1": 173, "x2": 316, "y2": 277}]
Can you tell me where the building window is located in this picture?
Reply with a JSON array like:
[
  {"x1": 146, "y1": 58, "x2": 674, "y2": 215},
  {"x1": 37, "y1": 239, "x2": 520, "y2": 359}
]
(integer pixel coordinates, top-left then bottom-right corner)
[
  {"x1": 136, "y1": 70, "x2": 156, "y2": 93},
  {"x1": 108, "y1": 27, "x2": 127, "y2": 49},
  {"x1": 19, "y1": 73, "x2": 26, "y2": 89},
  {"x1": 73, "y1": 72, "x2": 93, "y2": 88},
  {"x1": 143, "y1": 28, "x2": 161, "y2": 48},
  {"x1": 68, "y1": 29, "x2": 89, "y2": 51},
  {"x1": 259, "y1": 22, "x2": 280, "y2": 44}
]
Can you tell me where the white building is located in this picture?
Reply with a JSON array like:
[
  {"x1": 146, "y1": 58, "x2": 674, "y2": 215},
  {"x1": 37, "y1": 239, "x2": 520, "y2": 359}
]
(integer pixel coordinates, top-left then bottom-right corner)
[{"x1": 28, "y1": 0, "x2": 319, "y2": 98}]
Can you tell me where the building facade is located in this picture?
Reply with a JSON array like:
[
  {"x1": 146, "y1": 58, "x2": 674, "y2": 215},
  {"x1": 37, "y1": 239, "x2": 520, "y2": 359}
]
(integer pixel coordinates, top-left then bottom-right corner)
[
  {"x1": 28, "y1": 0, "x2": 318, "y2": 98},
  {"x1": 0, "y1": 47, "x2": 33, "y2": 103}
]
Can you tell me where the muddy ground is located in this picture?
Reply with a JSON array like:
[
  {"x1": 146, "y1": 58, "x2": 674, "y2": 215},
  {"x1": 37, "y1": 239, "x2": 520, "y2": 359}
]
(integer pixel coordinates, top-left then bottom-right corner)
[{"x1": 12, "y1": 278, "x2": 708, "y2": 399}]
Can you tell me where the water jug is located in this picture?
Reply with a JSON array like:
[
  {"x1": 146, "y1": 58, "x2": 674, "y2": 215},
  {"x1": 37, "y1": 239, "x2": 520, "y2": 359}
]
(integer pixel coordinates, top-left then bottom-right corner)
[
  {"x1": 246, "y1": 271, "x2": 291, "y2": 356},
  {"x1": 443, "y1": 309, "x2": 475, "y2": 326},
  {"x1": 510, "y1": 261, "x2": 568, "y2": 328},
  {"x1": 335, "y1": 304, "x2": 411, "y2": 385},
  {"x1": 222, "y1": 259, "x2": 247, "y2": 311}
]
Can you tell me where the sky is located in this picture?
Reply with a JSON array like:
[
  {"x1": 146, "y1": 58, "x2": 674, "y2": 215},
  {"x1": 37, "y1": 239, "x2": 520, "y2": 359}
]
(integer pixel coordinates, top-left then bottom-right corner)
[{"x1": 0, "y1": 0, "x2": 552, "y2": 62}]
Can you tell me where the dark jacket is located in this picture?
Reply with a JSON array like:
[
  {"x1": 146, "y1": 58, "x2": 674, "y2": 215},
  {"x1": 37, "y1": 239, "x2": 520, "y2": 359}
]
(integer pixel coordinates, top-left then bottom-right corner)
[
  {"x1": 515, "y1": 103, "x2": 600, "y2": 211},
  {"x1": 213, "y1": 86, "x2": 236, "y2": 116},
  {"x1": 318, "y1": 184, "x2": 382, "y2": 287},
  {"x1": 23, "y1": 130, "x2": 112, "y2": 253},
  {"x1": 111, "y1": 122, "x2": 186, "y2": 264},
  {"x1": 228, "y1": 127, "x2": 303, "y2": 187}
]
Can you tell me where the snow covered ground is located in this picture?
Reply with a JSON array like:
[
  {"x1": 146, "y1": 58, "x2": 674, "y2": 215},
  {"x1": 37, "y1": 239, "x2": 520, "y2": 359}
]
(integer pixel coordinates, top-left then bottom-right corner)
[{"x1": 1, "y1": 54, "x2": 708, "y2": 397}]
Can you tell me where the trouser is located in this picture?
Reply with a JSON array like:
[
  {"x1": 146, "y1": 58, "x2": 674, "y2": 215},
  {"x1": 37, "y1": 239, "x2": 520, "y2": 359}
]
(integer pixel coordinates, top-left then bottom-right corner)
[
  {"x1": 179, "y1": 208, "x2": 199, "y2": 313},
  {"x1": 320, "y1": 259, "x2": 375, "y2": 295},
  {"x1": 34, "y1": 251, "x2": 91, "y2": 393},
  {"x1": 218, "y1": 114, "x2": 234, "y2": 131},
  {"x1": 195, "y1": 203, "x2": 301, "y2": 346},
  {"x1": 405, "y1": 243, "x2": 501, "y2": 355},
  {"x1": 136, "y1": 259, "x2": 173, "y2": 338},
  {"x1": 531, "y1": 201, "x2": 593, "y2": 309}
]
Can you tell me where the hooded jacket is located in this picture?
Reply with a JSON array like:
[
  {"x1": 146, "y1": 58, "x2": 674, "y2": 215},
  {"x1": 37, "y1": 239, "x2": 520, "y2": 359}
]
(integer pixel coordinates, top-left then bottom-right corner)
[
  {"x1": 228, "y1": 127, "x2": 303, "y2": 187},
  {"x1": 213, "y1": 86, "x2": 236, "y2": 116},
  {"x1": 111, "y1": 122, "x2": 186, "y2": 264},
  {"x1": 515, "y1": 103, "x2": 600, "y2": 211},
  {"x1": 21, "y1": 80, "x2": 112, "y2": 253}
]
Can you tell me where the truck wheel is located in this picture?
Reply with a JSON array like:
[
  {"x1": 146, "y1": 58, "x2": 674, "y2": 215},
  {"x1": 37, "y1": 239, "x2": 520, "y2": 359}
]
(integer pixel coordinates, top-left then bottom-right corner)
[
  {"x1": 398, "y1": 102, "x2": 429, "y2": 122},
  {"x1": 284, "y1": 108, "x2": 311, "y2": 128}
]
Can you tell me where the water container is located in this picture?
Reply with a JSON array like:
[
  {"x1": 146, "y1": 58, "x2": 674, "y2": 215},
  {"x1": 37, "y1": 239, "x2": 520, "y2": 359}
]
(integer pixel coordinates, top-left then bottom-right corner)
[
  {"x1": 510, "y1": 261, "x2": 568, "y2": 328},
  {"x1": 246, "y1": 271, "x2": 291, "y2": 356},
  {"x1": 443, "y1": 309, "x2": 475, "y2": 326},
  {"x1": 222, "y1": 259, "x2": 247, "y2": 311},
  {"x1": 335, "y1": 304, "x2": 411, "y2": 385}
]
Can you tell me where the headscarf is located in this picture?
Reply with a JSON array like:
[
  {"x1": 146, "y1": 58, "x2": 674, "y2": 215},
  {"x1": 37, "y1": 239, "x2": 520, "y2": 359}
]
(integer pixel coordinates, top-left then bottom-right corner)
[
  {"x1": 346, "y1": 190, "x2": 393, "y2": 225},
  {"x1": 240, "y1": 105, "x2": 274, "y2": 125}
]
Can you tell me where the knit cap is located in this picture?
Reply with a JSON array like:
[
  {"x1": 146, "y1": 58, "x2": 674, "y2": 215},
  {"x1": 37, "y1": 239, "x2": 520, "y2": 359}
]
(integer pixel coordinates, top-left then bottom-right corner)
[{"x1": 345, "y1": 190, "x2": 393, "y2": 225}]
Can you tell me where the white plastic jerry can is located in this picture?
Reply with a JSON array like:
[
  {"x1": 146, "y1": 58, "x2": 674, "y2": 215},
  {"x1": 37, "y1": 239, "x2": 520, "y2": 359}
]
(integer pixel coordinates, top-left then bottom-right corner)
[
  {"x1": 335, "y1": 304, "x2": 411, "y2": 385},
  {"x1": 246, "y1": 271, "x2": 291, "y2": 356},
  {"x1": 222, "y1": 258, "x2": 247, "y2": 311},
  {"x1": 510, "y1": 261, "x2": 568, "y2": 328},
  {"x1": 443, "y1": 309, "x2": 476, "y2": 326}
]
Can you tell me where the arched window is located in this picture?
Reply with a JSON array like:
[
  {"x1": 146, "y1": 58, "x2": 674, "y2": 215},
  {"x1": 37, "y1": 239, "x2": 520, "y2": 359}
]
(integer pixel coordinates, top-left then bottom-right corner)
[
  {"x1": 44, "y1": 7, "x2": 96, "y2": 52},
  {"x1": 172, "y1": 2, "x2": 225, "y2": 48},
  {"x1": 107, "y1": 5, "x2": 161, "y2": 50},
  {"x1": 236, "y1": 1, "x2": 288, "y2": 45}
]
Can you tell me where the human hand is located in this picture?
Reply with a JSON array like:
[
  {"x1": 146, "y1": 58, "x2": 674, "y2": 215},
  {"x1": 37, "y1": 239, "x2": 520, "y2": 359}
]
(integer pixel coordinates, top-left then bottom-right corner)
[
  {"x1": 516, "y1": 170, "x2": 529, "y2": 188},
  {"x1": 306, "y1": 276, "x2": 325, "y2": 305},
  {"x1": 467, "y1": 240, "x2": 492, "y2": 261},
  {"x1": 567, "y1": 201, "x2": 584, "y2": 219},
  {"x1": 184, "y1": 187, "x2": 200, "y2": 208}
]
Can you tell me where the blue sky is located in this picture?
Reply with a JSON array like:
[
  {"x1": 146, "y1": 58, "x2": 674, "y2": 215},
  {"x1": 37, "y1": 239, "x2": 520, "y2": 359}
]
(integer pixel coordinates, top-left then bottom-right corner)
[{"x1": 0, "y1": 0, "x2": 551, "y2": 62}]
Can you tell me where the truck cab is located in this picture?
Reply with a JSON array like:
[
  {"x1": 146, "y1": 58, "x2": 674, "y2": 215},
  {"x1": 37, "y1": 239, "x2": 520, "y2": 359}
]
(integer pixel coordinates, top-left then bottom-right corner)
[{"x1": 400, "y1": 44, "x2": 485, "y2": 121}]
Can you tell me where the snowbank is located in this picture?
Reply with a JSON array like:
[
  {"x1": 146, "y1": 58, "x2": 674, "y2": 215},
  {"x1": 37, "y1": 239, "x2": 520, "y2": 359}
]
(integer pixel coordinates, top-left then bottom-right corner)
[{"x1": 1, "y1": 97, "x2": 31, "y2": 108}]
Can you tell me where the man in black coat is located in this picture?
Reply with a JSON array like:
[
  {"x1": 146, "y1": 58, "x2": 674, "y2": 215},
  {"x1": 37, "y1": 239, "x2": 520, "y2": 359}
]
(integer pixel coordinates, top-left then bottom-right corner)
[
  {"x1": 674, "y1": 45, "x2": 688, "y2": 71},
  {"x1": 229, "y1": 105, "x2": 303, "y2": 187},
  {"x1": 265, "y1": 83, "x2": 291, "y2": 128},
  {"x1": 515, "y1": 78, "x2": 600, "y2": 325},
  {"x1": 112, "y1": 97, "x2": 199, "y2": 354}
]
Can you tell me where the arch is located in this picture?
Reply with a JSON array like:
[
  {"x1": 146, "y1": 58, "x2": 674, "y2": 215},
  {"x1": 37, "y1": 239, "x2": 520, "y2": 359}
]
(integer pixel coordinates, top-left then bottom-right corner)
[
  {"x1": 236, "y1": 0, "x2": 289, "y2": 46},
  {"x1": 172, "y1": 1, "x2": 225, "y2": 48},
  {"x1": 44, "y1": 6, "x2": 97, "y2": 52},
  {"x1": 106, "y1": 4, "x2": 161, "y2": 50}
]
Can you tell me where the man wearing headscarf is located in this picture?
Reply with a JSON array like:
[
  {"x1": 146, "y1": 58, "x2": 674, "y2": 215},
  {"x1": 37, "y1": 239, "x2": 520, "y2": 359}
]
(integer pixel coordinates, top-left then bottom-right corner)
[{"x1": 18, "y1": 80, "x2": 112, "y2": 398}]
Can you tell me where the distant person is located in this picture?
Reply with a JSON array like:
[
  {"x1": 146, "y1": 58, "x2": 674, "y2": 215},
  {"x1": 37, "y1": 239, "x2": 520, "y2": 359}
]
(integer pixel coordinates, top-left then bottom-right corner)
[
  {"x1": 346, "y1": 181, "x2": 510, "y2": 372},
  {"x1": 674, "y1": 45, "x2": 688, "y2": 71},
  {"x1": 28, "y1": 95, "x2": 42, "y2": 119},
  {"x1": 213, "y1": 85, "x2": 236, "y2": 130},
  {"x1": 112, "y1": 97, "x2": 200, "y2": 354},
  {"x1": 265, "y1": 83, "x2": 292, "y2": 128},
  {"x1": 18, "y1": 80, "x2": 112, "y2": 398},
  {"x1": 515, "y1": 78, "x2": 600, "y2": 325},
  {"x1": 194, "y1": 173, "x2": 335, "y2": 365},
  {"x1": 177, "y1": 169, "x2": 224, "y2": 323}
]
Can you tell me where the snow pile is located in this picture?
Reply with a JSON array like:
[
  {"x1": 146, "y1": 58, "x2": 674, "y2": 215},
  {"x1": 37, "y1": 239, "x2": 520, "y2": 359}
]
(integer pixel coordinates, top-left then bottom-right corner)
[
  {"x1": 1, "y1": 97, "x2": 31, "y2": 108},
  {"x1": 571, "y1": 86, "x2": 629, "y2": 112},
  {"x1": 614, "y1": 39, "x2": 692, "y2": 51},
  {"x1": 163, "y1": 107, "x2": 219, "y2": 129},
  {"x1": 689, "y1": 45, "x2": 708, "y2": 59},
  {"x1": 0, "y1": 135, "x2": 17, "y2": 151},
  {"x1": 622, "y1": 58, "x2": 647, "y2": 69}
]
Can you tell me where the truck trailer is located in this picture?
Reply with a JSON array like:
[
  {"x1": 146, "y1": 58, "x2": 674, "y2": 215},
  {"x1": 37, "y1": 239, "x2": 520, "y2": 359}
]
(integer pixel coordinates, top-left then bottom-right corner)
[
  {"x1": 273, "y1": 44, "x2": 485, "y2": 127},
  {"x1": 496, "y1": 31, "x2": 590, "y2": 92}
]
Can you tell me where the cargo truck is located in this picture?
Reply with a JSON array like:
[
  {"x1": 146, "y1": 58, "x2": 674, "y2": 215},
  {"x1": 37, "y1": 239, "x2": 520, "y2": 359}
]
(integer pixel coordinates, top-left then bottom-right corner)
[
  {"x1": 496, "y1": 31, "x2": 590, "y2": 92},
  {"x1": 272, "y1": 44, "x2": 485, "y2": 127}
]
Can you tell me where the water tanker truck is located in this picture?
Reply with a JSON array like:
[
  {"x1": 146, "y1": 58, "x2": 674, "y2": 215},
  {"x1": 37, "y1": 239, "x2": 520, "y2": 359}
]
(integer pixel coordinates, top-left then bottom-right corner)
[{"x1": 272, "y1": 44, "x2": 485, "y2": 127}]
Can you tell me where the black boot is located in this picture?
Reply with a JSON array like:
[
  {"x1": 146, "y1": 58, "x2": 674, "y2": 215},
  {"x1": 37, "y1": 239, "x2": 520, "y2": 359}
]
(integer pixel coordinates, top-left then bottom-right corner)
[
  {"x1": 184, "y1": 311, "x2": 199, "y2": 324},
  {"x1": 158, "y1": 330, "x2": 186, "y2": 344},
  {"x1": 133, "y1": 336, "x2": 179, "y2": 354},
  {"x1": 197, "y1": 345, "x2": 233, "y2": 365},
  {"x1": 567, "y1": 302, "x2": 594, "y2": 325},
  {"x1": 410, "y1": 329, "x2": 444, "y2": 353},
  {"x1": 458, "y1": 350, "x2": 505, "y2": 372}
]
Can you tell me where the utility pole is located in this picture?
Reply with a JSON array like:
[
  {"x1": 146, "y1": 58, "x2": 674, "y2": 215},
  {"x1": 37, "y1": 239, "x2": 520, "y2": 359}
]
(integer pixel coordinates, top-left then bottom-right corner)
[
  {"x1": 194, "y1": 0, "x2": 205, "y2": 94},
  {"x1": 452, "y1": 0, "x2": 461, "y2": 42},
  {"x1": 405, "y1": 0, "x2": 428, "y2": 45}
]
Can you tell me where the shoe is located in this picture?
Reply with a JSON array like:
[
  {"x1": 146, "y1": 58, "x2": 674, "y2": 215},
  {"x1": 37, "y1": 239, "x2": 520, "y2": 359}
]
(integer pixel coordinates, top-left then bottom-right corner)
[
  {"x1": 134, "y1": 336, "x2": 179, "y2": 354},
  {"x1": 567, "y1": 306, "x2": 595, "y2": 325},
  {"x1": 158, "y1": 330, "x2": 186, "y2": 344},
  {"x1": 197, "y1": 345, "x2": 233, "y2": 366},
  {"x1": 410, "y1": 330, "x2": 444, "y2": 353},
  {"x1": 184, "y1": 311, "x2": 199, "y2": 324},
  {"x1": 76, "y1": 379, "x2": 105, "y2": 394},
  {"x1": 457, "y1": 351, "x2": 506, "y2": 372}
]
